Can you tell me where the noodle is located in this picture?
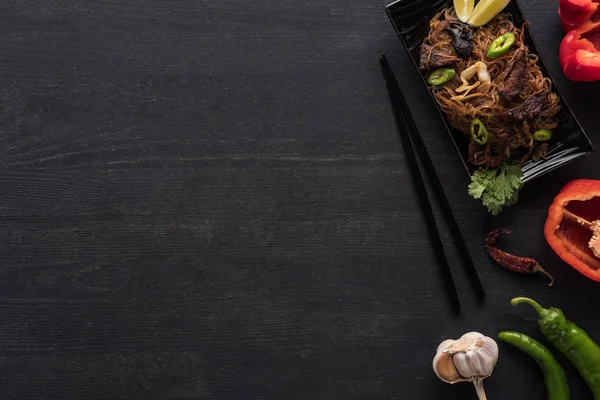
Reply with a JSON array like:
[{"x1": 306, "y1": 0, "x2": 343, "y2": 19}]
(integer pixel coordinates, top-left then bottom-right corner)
[{"x1": 424, "y1": 9, "x2": 561, "y2": 167}]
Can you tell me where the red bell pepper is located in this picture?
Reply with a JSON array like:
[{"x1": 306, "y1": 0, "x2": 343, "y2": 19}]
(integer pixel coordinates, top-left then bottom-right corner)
[
  {"x1": 544, "y1": 179, "x2": 600, "y2": 282},
  {"x1": 559, "y1": 0, "x2": 600, "y2": 81},
  {"x1": 559, "y1": 0, "x2": 599, "y2": 32}
]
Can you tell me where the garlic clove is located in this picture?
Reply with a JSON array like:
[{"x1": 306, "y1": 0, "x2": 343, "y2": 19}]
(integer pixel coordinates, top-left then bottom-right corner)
[
  {"x1": 453, "y1": 336, "x2": 498, "y2": 379},
  {"x1": 447, "y1": 331, "x2": 484, "y2": 353},
  {"x1": 433, "y1": 352, "x2": 462, "y2": 383},
  {"x1": 437, "y1": 339, "x2": 457, "y2": 354}
]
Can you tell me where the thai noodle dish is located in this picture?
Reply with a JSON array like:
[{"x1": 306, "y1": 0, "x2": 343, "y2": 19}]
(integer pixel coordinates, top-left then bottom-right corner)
[{"x1": 418, "y1": 1, "x2": 561, "y2": 214}]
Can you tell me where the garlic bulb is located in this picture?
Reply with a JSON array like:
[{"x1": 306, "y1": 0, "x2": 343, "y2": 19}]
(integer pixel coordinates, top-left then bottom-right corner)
[{"x1": 433, "y1": 332, "x2": 498, "y2": 400}]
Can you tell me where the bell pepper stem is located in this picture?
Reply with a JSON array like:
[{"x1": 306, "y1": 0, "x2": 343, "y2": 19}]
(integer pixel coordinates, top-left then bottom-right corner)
[
  {"x1": 511, "y1": 297, "x2": 548, "y2": 317},
  {"x1": 562, "y1": 208, "x2": 593, "y2": 230}
]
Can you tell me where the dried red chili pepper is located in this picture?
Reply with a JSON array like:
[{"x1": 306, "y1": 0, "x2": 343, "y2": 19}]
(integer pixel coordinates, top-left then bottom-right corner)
[
  {"x1": 485, "y1": 228, "x2": 554, "y2": 286},
  {"x1": 544, "y1": 179, "x2": 600, "y2": 282}
]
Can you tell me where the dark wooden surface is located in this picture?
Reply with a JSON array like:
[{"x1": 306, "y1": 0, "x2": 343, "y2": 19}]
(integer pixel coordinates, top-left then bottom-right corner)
[{"x1": 1, "y1": 0, "x2": 600, "y2": 399}]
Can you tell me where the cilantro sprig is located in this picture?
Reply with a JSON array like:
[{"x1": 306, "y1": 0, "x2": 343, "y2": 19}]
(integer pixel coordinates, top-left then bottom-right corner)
[{"x1": 468, "y1": 164, "x2": 524, "y2": 215}]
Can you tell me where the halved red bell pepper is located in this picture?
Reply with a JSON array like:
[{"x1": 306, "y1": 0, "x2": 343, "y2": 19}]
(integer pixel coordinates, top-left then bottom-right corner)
[
  {"x1": 559, "y1": 0, "x2": 600, "y2": 81},
  {"x1": 544, "y1": 179, "x2": 600, "y2": 282},
  {"x1": 559, "y1": 0, "x2": 599, "y2": 32}
]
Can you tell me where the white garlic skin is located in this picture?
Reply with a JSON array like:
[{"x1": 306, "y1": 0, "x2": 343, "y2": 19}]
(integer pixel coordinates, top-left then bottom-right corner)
[
  {"x1": 453, "y1": 336, "x2": 498, "y2": 378},
  {"x1": 433, "y1": 331, "x2": 499, "y2": 384},
  {"x1": 436, "y1": 339, "x2": 456, "y2": 354}
]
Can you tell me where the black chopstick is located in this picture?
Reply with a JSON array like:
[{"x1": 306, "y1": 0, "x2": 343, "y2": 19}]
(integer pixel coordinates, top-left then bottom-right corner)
[
  {"x1": 380, "y1": 56, "x2": 486, "y2": 302},
  {"x1": 380, "y1": 55, "x2": 461, "y2": 313}
]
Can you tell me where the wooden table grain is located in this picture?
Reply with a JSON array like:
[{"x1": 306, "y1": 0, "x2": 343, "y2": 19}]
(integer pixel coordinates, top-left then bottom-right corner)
[{"x1": 0, "y1": 0, "x2": 599, "y2": 399}]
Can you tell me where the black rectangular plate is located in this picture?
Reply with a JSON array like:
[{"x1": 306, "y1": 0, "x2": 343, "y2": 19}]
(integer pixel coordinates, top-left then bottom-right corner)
[{"x1": 385, "y1": 0, "x2": 594, "y2": 183}]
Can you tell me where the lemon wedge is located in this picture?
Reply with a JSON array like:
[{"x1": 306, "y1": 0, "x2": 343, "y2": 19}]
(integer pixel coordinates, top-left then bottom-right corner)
[
  {"x1": 454, "y1": 0, "x2": 474, "y2": 23},
  {"x1": 468, "y1": 0, "x2": 510, "y2": 27}
]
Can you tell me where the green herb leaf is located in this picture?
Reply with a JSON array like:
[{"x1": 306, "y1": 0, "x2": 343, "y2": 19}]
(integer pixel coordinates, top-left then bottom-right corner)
[
  {"x1": 468, "y1": 183, "x2": 486, "y2": 199},
  {"x1": 481, "y1": 192, "x2": 504, "y2": 215},
  {"x1": 467, "y1": 168, "x2": 495, "y2": 199},
  {"x1": 468, "y1": 164, "x2": 523, "y2": 215}
]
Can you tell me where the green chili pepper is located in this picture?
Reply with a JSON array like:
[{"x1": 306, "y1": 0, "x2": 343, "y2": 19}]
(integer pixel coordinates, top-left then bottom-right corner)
[
  {"x1": 499, "y1": 331, "x2": 570, "y2": 400},
  {"x1": 471, "y1": 118, "x2": 489, "y2": 145},
  {"x1": 427, "y1": 67, "x2": 455, "y2": 86},
  {"x1": 487, "y1": 32, "x2": 516, "y2": 58},
  {"x1": 534, "y1": 129, "x2": 552, "y2": 141},
  {"x1": 512, "y1": 297, "x2": 600, "y2": 399}
]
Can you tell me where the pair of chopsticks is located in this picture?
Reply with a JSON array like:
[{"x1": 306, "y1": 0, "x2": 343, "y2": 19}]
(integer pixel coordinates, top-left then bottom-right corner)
[{"x1": 380, "y1": 55, "x2": 485, "y2": 313}]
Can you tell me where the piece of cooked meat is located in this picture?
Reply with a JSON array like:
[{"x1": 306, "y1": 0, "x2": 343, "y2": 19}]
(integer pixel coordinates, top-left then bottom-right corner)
[
  {"x1": 503, "y1": 91, "x2": 550, "y2": 120},
  {"x1": 418, "y1": 43, "x2": 461, "y2": 72},
  {"x1": 499, "y1": 50, "x2": 527, "y2": 103}
]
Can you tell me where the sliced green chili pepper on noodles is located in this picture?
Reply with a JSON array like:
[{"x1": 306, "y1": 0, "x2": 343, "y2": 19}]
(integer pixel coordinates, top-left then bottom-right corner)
[{"x1": 487, "y1": 32, "x2": 515, "y2": 58}]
